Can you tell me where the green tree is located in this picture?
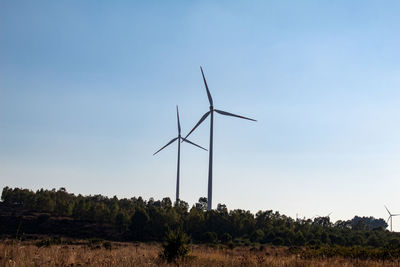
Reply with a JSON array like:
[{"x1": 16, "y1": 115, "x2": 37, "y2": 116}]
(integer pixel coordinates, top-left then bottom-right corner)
[
  {"x1": 115, "y1": 211, "x2": 130, "y2": 232},
  {"x1": 195, "y1": 197, "x2": 208, "y2": 211},
  {"x1": 130, "y1": 209, "x2": 150, "y2": 241},
  {"x1": 294, "y1": 231, "x2": 306, "y2": 246},
  {"x1": 250, "y1": 229, "x2": 264, "y2": 243},
  {"x1": 202, "y1": 232, "x2": 217, "y2": 244}
]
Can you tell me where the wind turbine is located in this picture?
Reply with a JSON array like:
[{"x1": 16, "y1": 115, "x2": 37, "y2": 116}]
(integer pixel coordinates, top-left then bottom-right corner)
[
  {"x1": 385, "y1": 205, "x2": 400, "y2": 232},
  {"x1": 182, "y1": 67, "x2": 256, "y2": 210},
  {"x1": 154, "y1": 106, "x2": 207, "y2": 203}
]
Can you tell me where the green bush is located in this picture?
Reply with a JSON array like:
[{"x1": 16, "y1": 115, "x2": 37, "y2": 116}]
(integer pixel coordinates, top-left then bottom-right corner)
[
  {"x1": 272, "y1": 237, "x2": 284, "y2": 246},
  {"x1": 160, "y1": 229, "x2": 190, "y2": 264},
  {"x1": 221, "y1": 233, "x2": 232, "y2": 243},
  {"x1": 103, "y1": 241, "x2": 112, "y2": 250},
  {"x1": 250, "y1": 230, "x2": 264, "y2": 243},
  {"x1": 202, "y1": 232, "x2": 217, "y2": 244},
  {"x1": 35, "y1": 237, "x2": 63, "y2": 247}
]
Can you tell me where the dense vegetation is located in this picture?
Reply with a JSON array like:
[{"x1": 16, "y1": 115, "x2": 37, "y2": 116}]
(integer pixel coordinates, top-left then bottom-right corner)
[{"x1": 1, "y1": 186, "x2": 399, "y2": 249}]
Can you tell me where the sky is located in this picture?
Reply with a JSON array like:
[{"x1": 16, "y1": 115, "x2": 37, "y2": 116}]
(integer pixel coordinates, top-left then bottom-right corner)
[{"x1": 1, "y1": 1, "x2": 400, "y2": 229}]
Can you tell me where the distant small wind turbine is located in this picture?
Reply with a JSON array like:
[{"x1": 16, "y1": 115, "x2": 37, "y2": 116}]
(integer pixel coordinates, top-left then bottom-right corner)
[
  {"x1": 385, "y1": 205, "x2": 400, "y2": 232},
  {"x1": 182, "y1": 67, "x2": 256, "y2": 210},
  {"x1": 154, "y1": 106, "x2": 207, "y2": 203}
]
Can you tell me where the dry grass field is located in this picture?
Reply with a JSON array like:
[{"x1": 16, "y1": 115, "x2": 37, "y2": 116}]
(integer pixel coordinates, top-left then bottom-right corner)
[{"x1": 1, "y1": 240, "x2": 400, "y2": 267}]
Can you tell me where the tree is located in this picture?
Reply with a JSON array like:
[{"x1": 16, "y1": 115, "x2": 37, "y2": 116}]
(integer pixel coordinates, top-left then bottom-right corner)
[
  {"x1": 130, "y1": 209, "x2": 150, "y2": 241},
  {"x1": 294, "y1": 231, "x2": 306, "y2": 246},
  {"x1": 174, "y1": 200, "x2": 189, "y2": 214},
  {"x1": 250, "y1": 229, "x2": 264, "y2": 243},
  {"x1": 1, "y1": 186, "x2": 10, "y2": 202},
  {"x1": 186, "y1": 207, "x2": 205, "y2": 240},
  {"x1": 72, "y1": 198, "x2": 87, "y2": 220},
  {"x1": 161, "y1": 197, "x2": 172, "y2": 209},
  {"x1": 195, "y1": 197, "x2": 207, "y2": 211},
  {"x1": 352, "y1": 220, "x2": 368, "y2": 231},
  {"x1": 217, "y1": 203, "x2": 228, "y2": 214},
  {"x1": 367, "y1": 234, "x2": 381, "y2": 247},
  {"x1": 387, "y1": 238, "x2": 400, "y2": 249},
  {"x1": 35, "y1": 192, "x2": 55, "y2": 212},
  {"x1": 115, "y1": 211, "x2": 130, "y2": 232},
  {"x1": 313, "y1": 216, "x2": 331, "y2": 227},
  {"x1": 351, "y1": 216, "x2": 387, "y2": 230}
]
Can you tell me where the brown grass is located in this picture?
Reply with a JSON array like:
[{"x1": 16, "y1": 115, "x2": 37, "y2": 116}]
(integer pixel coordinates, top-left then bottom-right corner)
[{"x1": 1, "y1": 240, "x2": 399, "y2": 267}]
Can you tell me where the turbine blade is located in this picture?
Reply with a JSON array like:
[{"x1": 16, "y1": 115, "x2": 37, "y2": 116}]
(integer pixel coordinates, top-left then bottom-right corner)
[
  {"x1": 176, "y1": 105, "x2": 181, "y2": 134},
  {"x1": 392, "y1": 214, "x2": 400, "y2": 216},
  {"x1": 183, "y1": 138, "x2": 207, "y2": 151},
  {"x1": 200, "y1": 66, "x2": 213, "y2": 106},
  {"x1": 215, "y1": 109, "x2": 257, "y2": 121},
  {"x1": 153, "y1": 137, "x2": 178, "y2": 155},
  {"x1": 182, "y1": 111, "x2": 210, "y2": 141},
  {"x1": 385, "y1": 205, "x2": 391, "y2": 215}
]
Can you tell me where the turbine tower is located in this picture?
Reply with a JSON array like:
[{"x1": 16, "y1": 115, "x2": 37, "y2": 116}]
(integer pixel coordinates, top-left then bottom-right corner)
[
  {"x1": 385, "y1": 205, "x2": 400, "y2": 232},
  {"x1": 154, "y1": 106, "x2": 207, "y2": 203},
  {"x1": 183, "y1": 67, "x2": 256, "y2": 210}
]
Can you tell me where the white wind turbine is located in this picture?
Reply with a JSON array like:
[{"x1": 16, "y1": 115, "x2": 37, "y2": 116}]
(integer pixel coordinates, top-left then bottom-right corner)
[
  {"x1": 385, "y1": 205, "x2": 400, "y2": 232},
  {"x1": 182, "y1": 67, "x2": 256, "y2": 210}
]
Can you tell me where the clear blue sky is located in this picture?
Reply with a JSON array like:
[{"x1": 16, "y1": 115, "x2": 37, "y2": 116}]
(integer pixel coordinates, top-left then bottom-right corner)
[{"x1": 1, "y1": 1, "x2": 400, "y2": 229}]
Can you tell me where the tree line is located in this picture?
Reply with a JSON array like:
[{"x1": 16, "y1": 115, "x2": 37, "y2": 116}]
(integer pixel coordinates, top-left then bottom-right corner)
[{"x1": 1, "y1": 186, "x2": 399, "y2": 248}]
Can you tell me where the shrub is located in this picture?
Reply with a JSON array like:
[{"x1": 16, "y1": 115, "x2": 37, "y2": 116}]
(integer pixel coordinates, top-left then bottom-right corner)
[
  {"x1": 307, "y1": 239, "x2": 321, "y2": 247},
  {"x1": 103, "y1": 241, "x2": 112, "y2": 250},
  {"x1": 250, "y1": 229, "x2": 264, "y2": 243},
  {"x1": 227, "y1": 241, "x2": 235, "y2": 250},
  {"x1": 35, "y1": 237, "x2": 63, "y2": 247},
  {"x1": 37, "y1": 214, "x2": 50, "y2": 224},
  {"x1": 160, "y1": 229, "x2": 190, "y2": 264},
  {"x1": 221, "y1": 233, "x2": 232, "y2": 243},
  {"x1": 202, "y1": 232, "x2": 217, "y2": 244},
  {"x1": 272, "y1": 237, "x2": 284, "y2": 246},
  {"x1": 294, "y1": 231, "x2": 306, "y2": 246}
]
